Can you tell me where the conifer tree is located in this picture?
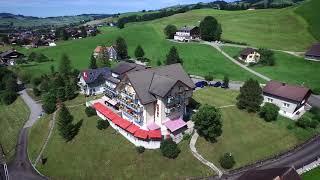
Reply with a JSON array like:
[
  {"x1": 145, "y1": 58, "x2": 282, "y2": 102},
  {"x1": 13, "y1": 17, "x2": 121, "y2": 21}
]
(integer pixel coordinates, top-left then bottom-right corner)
[
  {"x1": 236, "y1": 78, "x2": 263, "y2": 112},
  {"x1": 57, "y1": 104, "x2": 74, "y2": 142},
  {"x1": 165, "y1": 46, "x2": 183, "y2": 65}
]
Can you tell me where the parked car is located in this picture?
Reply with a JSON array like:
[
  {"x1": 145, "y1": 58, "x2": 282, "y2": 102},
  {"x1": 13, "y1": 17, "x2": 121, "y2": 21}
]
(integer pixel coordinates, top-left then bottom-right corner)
[
  {"x1": 213, "y1": 81, "x2": 222, "y2": 87},
  {"x1": 195, "y1": 81, "x2": 208, "y2": 88},
  {"x1": 221, "y1": 83, "x2": 229, "y2": 89}
]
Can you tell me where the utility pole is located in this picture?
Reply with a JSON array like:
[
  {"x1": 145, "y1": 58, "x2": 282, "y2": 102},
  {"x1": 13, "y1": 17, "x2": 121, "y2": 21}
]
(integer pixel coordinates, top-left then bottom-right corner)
[{"x1": 0, "y1": 143, "x2": 10, "y2": 180}]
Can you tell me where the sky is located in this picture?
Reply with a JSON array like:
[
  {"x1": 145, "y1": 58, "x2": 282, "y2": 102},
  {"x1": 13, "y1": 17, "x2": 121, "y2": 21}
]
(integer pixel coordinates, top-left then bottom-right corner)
[{"x1": 0, "y1": 0, "x2": 235, "y2": 17}]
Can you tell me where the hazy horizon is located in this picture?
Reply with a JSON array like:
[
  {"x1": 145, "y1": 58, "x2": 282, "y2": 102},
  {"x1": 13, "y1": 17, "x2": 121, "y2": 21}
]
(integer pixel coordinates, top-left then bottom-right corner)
[{"x1": 0, "y1": 0, "x2": 236, "y2": 17}]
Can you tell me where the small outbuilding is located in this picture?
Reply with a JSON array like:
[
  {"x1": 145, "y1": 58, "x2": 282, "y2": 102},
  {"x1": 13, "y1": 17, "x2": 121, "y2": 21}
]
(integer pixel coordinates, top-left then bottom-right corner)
[
  {"x1": 305, "y1": 43, "x2": 320, "y2": 61},
  {"x1": 239, "y1": 48, "x2": 260, "y2": 64}
]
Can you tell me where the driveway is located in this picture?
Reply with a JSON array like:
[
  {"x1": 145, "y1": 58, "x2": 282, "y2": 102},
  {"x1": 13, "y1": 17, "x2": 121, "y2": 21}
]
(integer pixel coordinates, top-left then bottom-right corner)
[{"x1": 7, "y1": 87, "x2": 47, "y2": 180}]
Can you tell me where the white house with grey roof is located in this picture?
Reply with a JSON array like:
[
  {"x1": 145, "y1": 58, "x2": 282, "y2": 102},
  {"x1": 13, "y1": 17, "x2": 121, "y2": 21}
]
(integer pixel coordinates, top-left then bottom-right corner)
[
  {"x1": 262, "y1": 81, "x2": 312, "y2": 120},
  {"x1": 86, "y1": 63, "x2": 195, "y2": 148},
  {"x1": 174, "y1": 26, "x2": 200, "y2": 42}
]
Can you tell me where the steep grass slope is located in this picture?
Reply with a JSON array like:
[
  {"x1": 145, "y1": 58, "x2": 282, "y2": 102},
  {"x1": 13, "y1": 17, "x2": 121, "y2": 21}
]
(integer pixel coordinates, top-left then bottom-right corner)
[{"x1": 295, "y1": 0, "x2": 320, "y2": 41}]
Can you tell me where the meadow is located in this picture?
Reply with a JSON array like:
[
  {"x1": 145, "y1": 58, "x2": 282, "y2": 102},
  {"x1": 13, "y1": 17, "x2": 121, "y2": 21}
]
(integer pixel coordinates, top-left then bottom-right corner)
[
  {"x1": 28, "y1": 101, "x2": 212, "y2": 179},
  {"x1": 0, "y1": 97, "x2": 29, "y2": 161},
  {"x1": 193, "y1": 88, "x2": 320, "y2": 169},
  {"x1": 222, "y1": 46, "x2": 320, "y2": 90}
]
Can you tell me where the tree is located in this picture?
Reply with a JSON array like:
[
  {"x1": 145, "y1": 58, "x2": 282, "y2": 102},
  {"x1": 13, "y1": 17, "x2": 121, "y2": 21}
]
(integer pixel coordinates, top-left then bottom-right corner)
[
  {"x1": 96, "y1": 120, "x2": 109, "y2": 130},
  {"x1": 192, "y1": 104, "x2": 222, "y2": 142},
  {"x1": 223, "y1": 75, "x2": 229, "y2": 88},
  {"x1": 164, "y1": 25, "x2": 177, "y2": 39},
  {"x1": 160, "y1": 139, "x2": 181, "y2": 159},
  {"x1": 199, "y1": 16, "x2": 222, "y2": 41},
  {"x1": 85, "y1": 106, "x2": 97, "y2": 117},
  {"x1": 80, "y1": 26, "x2": 87, "y2": 38},
  {"x1": 1, "y1": 91, "x2": 17, "y2": 105},
  {"x1": 157, "y1": 60, "x2": 162, "y2": 66},
  {"x1": 236, "y1": 78, "x2": 263, "y2": 112},
  {"x1": 296, "y1": 117, "x2": 319, "y2": 129},
  {"x1": 5, "y1": 76, "x2": 18, "y2": 92},
  {"x1": 42, "y1": 92, "x2": 56, "y2": 114},
  {"x1": 204, "y1": 72, "x2": 213, "y2": 82},
  {"x1": 115, "y1": 37, "x2": 128, "y2": 60},
  {"x1": 259, "y1": 103, "x2": 280, "y2": 122},
  {"x1": 56, "y1": 87, "x2": 66, "y2": 102},
  {"x1": 257, "y1": 48, "x2": 275, "y2": 66},
  {"x1": 58, "y1": 53, "x2": 72, "y2": 75},
  {"x1": 57, "y1": 105, "x2": 74, "y2": 142},
  {"x1": 62, "y1": 29, "x2": 69, "y2": 40},
  {"x1": 219, "y1": 153, "x2": 235, "y2": 169},
  {"x1": 64, "y1": 83, "x2": 75, "y2": 100},
  {"x1": 165, "y1": 46, "x2": 183, "y2": 65},
  {"x1": 134, "y1": 45, "x2": 145, "y2": 59},
  {"x1": 89, "y1": 54, "x2": 97, "y2": 69}
]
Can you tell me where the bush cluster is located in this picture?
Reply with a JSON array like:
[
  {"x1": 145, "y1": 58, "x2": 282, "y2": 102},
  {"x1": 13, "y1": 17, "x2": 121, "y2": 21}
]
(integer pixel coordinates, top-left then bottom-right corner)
[
  {"x1": 160, "y1": 139, "x2": 181, "y2": 159},
  {"x1": 85, "y1": 107, "x2": 97, "y2": 117},
  {"x1": 259, "y1": 103, "x2": 280, "y2": 122},
  {"x1": 219, "y1": 153, "x2": 235, "y2": 169}
]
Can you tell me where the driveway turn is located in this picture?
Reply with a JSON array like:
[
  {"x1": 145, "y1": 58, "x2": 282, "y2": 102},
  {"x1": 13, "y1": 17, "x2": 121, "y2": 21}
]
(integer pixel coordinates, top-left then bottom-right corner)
[{"x1": 7, "y1": 88, "x2": 47, "y2": 180}]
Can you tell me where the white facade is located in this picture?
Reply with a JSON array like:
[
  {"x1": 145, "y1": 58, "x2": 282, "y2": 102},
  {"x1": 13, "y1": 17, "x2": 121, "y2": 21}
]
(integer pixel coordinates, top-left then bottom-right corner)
[
  {"x1": 239, "y1": 51, "x2": 261, "y2": 63},
  {"x1": 263, "y1": 95, "x2": 308, "y2": 120},
  {"x1": 78, "y1": 76, "x2": 105, "y2": 96}
]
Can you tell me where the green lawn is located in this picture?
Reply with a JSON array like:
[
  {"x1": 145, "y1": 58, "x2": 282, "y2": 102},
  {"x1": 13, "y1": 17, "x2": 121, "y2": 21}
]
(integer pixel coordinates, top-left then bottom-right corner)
[
  {"x1": 222, "y1": 46, "x2": 320, "y2": 90},
  {"x1": 17, "y1": 25, "x2": 259, "y2": 82},
  {"x1": 193, "y1": 88, "x2": 320, "y2": 169},
  {"x1": 0, "y1": 97, "x2": 30, "y2": 160},
  {"x1": 303, "y1": 167, "x2": 320, "y2": 180},
  {"x1": 295, "y1": 0, "x2": 320, "y2": 41},
  {"x1": 149, "y1": 7, "x2": 316, "y2": 51},
  {"x1": 28, "y1": 102, "x2": 211, "y2": 179}
]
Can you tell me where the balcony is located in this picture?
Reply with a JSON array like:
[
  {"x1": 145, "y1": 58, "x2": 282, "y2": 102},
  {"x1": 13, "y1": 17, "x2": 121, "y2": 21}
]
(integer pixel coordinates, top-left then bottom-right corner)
[
  {"x1": 118, "y1": 96, "x2": 142, "y2": 113},
  {"x1": 121, "y1": 109, "x2": 143, "y2": 126},
  {"x1": 120, "y1": 90, "x2": 134, "y2": 100},
  {"x1": 104, "y1": 85, "x2": 117, "y2": 95}
]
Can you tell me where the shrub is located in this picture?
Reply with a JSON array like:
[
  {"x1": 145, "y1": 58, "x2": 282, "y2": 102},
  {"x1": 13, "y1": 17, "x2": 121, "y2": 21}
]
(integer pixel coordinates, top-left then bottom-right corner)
[
  {"x1": 31, "y1": 77, "x2": 42, "y2": 87},
  {"x1": 204, "y1": 73, "x2": 213, "y2": 82},
  {"x1": 85, "y1": 106, "x2": 97, "y2": 117},
  {"x1": 259, "y1": 103, "x2": 280, "y2": 122},
  {"x1": 287, "y1": 124, "x2": 295, "y2": 130},
  {"x1": 136, "y1": 146, "x2": 145, "y2": 154},
  {"x1": 42, "y1": 102, "x2": 56, "y2": 114},
  {"x1": 1, "y1": 91, "x2": 18, "y2": 105},
  {"x1": 160, "y1": 139, "x2": 181, "y2": 159},
  {"x1": 183, "y1": 133, "x2": 191, "y2": 141},
  {"x1": 33, "y1": 87, "x2": 41, "y2": 97},
  {"x1": 219, "y1": 153, "x2": 235, "y2": 169},
  {"x1": 296, "y1": 117, "x2": 319, "y2": 129},
  {"x1": 96, "y1": 120, "x2": 109, "y2": 130}
]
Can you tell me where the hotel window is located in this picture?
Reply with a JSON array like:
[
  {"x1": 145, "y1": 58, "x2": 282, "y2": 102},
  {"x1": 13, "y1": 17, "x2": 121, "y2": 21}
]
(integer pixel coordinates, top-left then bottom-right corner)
[
  {"x1": 283, "y1": 103, "x2": 290, "y2": 108},
  {"x1": 156, "y1": 104, "x2": 159, "y2": 117}
]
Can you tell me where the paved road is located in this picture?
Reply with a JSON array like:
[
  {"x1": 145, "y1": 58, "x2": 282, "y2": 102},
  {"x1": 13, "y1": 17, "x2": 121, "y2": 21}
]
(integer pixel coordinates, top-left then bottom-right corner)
[
  {"x1": 211, "y1": 135, "x2": 320, "y2": 180},
  {"x1": 7, "y1": 88, "x2": 47, "y2": 180}
]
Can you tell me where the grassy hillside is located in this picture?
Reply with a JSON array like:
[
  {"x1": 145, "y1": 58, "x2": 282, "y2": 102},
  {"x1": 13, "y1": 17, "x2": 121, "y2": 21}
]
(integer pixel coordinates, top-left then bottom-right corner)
[
  {"x1": 222, "y1": 46, "x2": 320, "y2": 90},
  {"x1": 295, "y1": 0, "x2": 320, "y2": 41},
  {"x1": 28, "y1": 103, "x2": 211, "y2": 179},
  {"x1": 17, "y1": 26, "x2": 259, "y2": 82},
  {"x1": 0, "y1": 97, "x2": 29, "y2": 161},
  {"x1": 149, "y1": 8, "x2": 315, "y2": 51}
]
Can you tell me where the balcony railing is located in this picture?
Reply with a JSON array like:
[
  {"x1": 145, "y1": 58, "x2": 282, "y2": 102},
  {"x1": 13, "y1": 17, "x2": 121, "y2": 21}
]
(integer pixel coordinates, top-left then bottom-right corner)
[
  {"x1": 122, "y1": 111, "x2": 142, "y2": 125},
  {"x1": 118, "y1": 97, "x2": 142, "y2": 113},
  {"x1": 120, "y1": 90, "x2": 134, "y2": 100},
  {"x1": 104, "y1": 85, "x2": 117, "y2": 94}
]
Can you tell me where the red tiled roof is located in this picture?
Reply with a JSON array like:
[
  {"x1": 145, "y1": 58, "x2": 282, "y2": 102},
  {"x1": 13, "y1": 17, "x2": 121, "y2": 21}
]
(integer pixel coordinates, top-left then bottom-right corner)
[
  {"x1": 126, "y1": 124, "x2": 140, "y2": 134},
  {"x1": 148, "y1": 130, "x2": 162, "y2": 139},
  {"x1": 134, "y1": 129, "x2": 148, "y2": 139},
  {"x1": 93, "y1": 103, "x2": 113, "y2": 117},
  {"x1": 263, "y1": 81, "x2": 311, "y2": 102},
  {"x1": 113, "y1": 116, "x2": 131, "y2": 129},
  {"x1": 94, "y1": 46, "x2": 104, "y2": 53}
]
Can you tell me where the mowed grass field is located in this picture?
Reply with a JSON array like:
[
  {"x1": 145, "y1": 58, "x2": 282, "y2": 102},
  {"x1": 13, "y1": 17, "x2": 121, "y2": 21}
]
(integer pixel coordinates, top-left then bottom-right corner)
[
  {"x1": 148, "y1": 7, "x2": 316, "y2": 51},
  {"x1": 0, "y1": 97, "x2": 29, "y2": 160},
  {"x1": 28, "y1": 102, "x2": 212, "y2": 179},
  {"x1": 303, "y1": 167, "x2": 320, "y2": 180},
  {"x1": 18, "y1": 26, "x2": 259, "y2": 82},
  {"x1": 222, "y1": 46, "x2": 320, "y2": 90},
  {"x1": 193, "y1": 88, "x2": 320, "y2": 169}
]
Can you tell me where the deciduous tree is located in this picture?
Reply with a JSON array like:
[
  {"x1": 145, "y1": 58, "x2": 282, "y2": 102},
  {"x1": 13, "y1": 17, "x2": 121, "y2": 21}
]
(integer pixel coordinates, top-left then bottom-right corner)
[
  {"x1": 199, "y1": 16, "x2": 222, "y2": 41},
  {"x1": 164, "y1": 24, "x2": 177, "y2": 39}
]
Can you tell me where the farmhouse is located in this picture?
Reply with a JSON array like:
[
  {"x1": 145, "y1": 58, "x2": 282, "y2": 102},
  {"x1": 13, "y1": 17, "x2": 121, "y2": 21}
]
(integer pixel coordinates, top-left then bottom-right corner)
[
  {"x1": 239, "y1": 48, "x2": 260, "y2": 63},
  {"x1": 262, "y1": 81, "x2": 312, "y2": 120},
  {"x1": 0, "y1": 50, "x2": 25, "y2": 65},
  {"x1": 305, "y1": 43, "x2": 320, "y2": 61},
  {"x1": 86, "y1": 63, "x2": 195, "y2": 149},
  {"x1": 93, "y1": 45, "x2": 117, "y2": 60},
  {"x1": 174, "y1": 26, "x2": 200, "y2": 42},
  {"x1": 78, "y1": 67, "x2": 112, "y2": 96}
]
